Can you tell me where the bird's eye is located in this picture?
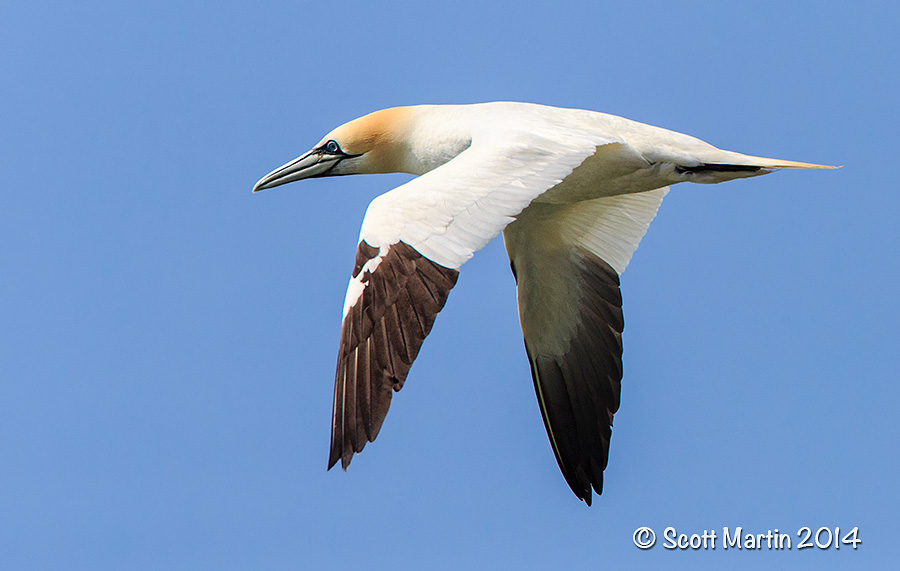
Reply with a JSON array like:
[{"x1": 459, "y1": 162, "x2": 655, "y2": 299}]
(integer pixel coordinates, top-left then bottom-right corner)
[{"x1": 325, "y1": 140, "x2": 340, "y2": 154}]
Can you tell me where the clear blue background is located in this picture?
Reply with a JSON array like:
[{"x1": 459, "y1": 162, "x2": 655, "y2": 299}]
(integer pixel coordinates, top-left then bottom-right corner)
[{"x1": 2, "y1": 1, "x2": 896, "y2": 569}]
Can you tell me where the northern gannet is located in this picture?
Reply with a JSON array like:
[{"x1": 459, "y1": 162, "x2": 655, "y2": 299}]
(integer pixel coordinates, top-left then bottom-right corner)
[{"x1": 253, "y1": 102, "x2": 835, "y2": 505}]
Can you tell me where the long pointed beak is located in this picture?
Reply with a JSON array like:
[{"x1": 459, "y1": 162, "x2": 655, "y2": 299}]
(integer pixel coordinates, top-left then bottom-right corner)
[{"x1": 252, "y1": 151, "x2": 341, "y2": 193}]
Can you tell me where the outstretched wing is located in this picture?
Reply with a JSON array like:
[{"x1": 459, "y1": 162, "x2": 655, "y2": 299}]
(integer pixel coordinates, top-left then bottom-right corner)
[
  {"x1": 329, "y1": 131, "x2": 616, "y2": 470},
  {"x1": 503, "y1": 188, "x2": 668, "y2": 505},
  {"x1": 329, "y1": 240, "x2": 459, "y2": 469}
]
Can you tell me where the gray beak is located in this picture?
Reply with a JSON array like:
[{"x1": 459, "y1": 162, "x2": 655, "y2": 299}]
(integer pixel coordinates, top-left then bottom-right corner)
[{"x1": 252, "y1": 151, "x2": 341, "y2": 192}]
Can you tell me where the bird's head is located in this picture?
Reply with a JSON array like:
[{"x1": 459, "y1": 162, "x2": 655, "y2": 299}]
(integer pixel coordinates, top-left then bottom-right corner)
[{"x1": 252, "y1": 107, "x2": 414, "y2": 192}]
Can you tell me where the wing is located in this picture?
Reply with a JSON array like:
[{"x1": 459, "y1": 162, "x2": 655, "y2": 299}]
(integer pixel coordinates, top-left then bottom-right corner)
[
  {"x1": 329, "y1": 131, "x2": 616, "y2": 470},
  {"x1": 503, "y1": 188, "x2": 668, "y2": 505},
  {"x1": 329, "y1": 239, "x2": 459, "y2": 469}
]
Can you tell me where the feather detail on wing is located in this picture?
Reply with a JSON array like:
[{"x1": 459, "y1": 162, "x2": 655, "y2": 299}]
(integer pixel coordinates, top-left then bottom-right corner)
[
  {"x1": 329, "y1": 240, "x2": 458, "y2": 470},
  {"x1": 503, "y1": 188, "x2": 667, "y2": 504}
]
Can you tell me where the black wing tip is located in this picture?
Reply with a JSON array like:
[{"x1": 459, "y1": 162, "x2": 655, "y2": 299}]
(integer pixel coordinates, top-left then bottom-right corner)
[
  {"x1": 567, "y1": 474, "x2": 604, "y2": 507},
  {"x1": 327, "y1": 446, "x2": 355, "y2": 471},
  {"x1": 327, "y1": 446, "x2": 342, "y2": 471},
  {"x1": 327, "y1": 457, "x2": 339, "y2": 471},
  {"x1": 574, "y1": 477, "x2": 606, "y2": 506}
]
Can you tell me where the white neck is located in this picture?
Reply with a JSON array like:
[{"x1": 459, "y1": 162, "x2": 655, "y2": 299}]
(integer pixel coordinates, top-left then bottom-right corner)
[{"x1": 400, "y1": 106, "x2": 474, "y2": 175}]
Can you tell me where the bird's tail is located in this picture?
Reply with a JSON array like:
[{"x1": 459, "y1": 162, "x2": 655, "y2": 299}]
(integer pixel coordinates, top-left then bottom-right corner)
[
  {"x1": 673, "y1": 151, "x2": 840, "y2": 183},
  {"x1": 719, "y1": 152, "x2": 840, "y2": 170}
]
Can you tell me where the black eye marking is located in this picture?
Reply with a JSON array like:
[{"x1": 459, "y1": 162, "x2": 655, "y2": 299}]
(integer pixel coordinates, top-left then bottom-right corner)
[{"x1": 313, "y1": 140, "x2": 361, "y2": 161}]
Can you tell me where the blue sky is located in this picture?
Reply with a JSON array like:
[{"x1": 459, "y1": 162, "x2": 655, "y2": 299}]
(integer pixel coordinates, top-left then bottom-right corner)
[{"x1": 2, "y1": 1, "x2": 897, "y2": 569}]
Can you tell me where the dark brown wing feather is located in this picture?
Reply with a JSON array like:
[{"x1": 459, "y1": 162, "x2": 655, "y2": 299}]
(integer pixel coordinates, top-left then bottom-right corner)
[{"x1": 329, "y1": 240, "x2": 458, "y2": 470}]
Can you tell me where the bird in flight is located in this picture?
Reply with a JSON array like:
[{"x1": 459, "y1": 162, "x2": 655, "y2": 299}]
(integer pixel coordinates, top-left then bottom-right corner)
[{"x1": 253, "y1": 102, "x2": 834, "y2": 505}]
